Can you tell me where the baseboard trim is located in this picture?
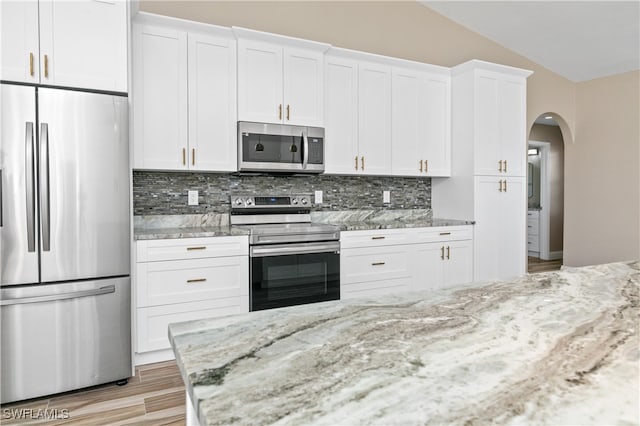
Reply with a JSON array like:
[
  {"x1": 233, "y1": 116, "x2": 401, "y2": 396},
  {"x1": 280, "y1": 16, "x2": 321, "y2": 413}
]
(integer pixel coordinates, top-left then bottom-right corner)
[
  {"x1": 548, "y1": 251, "x2": 563, "y2": 260},
  {"x1": 134, "y1": 349, "x2": 175, "y2": 366}
]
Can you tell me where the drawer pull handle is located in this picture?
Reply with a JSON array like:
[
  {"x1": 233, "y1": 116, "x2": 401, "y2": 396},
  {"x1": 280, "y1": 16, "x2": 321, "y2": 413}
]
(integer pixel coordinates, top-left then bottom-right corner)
[
  {"x1": 187, "y1": 246, "x2": 206, "y2": 251},
  {"x1": 371, "y1": 262, "x2": 385, "y2": 266},
  {"x1": 187, "y1": 278, "x2": 207, "y2": 283},
  {"x1": 439, "y1": 232, "x2": 451, "y2": 236},
  {"x1": 371, "y1": 236, "x2": 385, "y2": 240}
]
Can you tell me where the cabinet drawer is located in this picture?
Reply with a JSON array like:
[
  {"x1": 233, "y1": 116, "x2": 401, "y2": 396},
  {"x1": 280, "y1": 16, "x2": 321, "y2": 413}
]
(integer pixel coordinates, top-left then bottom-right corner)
[
  {"x1": 136, "y1": 297, "x2": 249, "y2": 352},
  {"x1": 527, "y1": 210, "x2": 540, "y2": 219},
  {"x1": 137, "y1": 256, "x2": 249, "y2": 307},
  {"x1": 527, "y1": 235, "x2": 540, "y2": 252},
  {"x1": 414, "y1": 226, "x2": 473, "y2": 243},
  {"x1": 340, "y1": 228, "x2": 411, "y2": 249},
  {"x1": 341, "y1": 246, "x2": 412, "y2": 284},
  {"x1": 527, "y1": 218, "x2": 539, "y2": 235},
  {"x1": 136, "y1": 236, "x2": 248, "y2": 262}
]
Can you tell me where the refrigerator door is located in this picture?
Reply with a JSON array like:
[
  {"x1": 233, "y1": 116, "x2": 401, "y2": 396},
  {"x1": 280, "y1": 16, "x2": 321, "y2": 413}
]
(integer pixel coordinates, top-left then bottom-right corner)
[
  {"x1": 38, "y1": 88, "x2": 130, "y2": 282},
  {"x1": 0, "y1": 277, "x2": 132, "y2": 403},
  {"x1": 0, "y1": 84, "x2": 39, "y2": 286}
]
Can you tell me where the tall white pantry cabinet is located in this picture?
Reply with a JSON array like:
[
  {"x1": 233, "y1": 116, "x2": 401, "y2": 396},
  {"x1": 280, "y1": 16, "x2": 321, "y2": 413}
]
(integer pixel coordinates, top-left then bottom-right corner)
[{"x1": 432, "y1": 60, "x2": 532, "y2": 283}]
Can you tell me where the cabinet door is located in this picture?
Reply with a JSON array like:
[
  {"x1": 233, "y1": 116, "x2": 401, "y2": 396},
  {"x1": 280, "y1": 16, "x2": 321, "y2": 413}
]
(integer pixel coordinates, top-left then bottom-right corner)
[
  {"x1": 38, "y1": 0, "x2": 127, "y2": 92},
  {"x1": 473, "y1": 176, "x2": 503, "y2": 282},
  {"x1": 133, "y1": 24, "x2": 188, "y2": 170},
  {"x1": 283, "y1": 47, "x2": 323, "y2": 126},
  {"x1": 324, "y1": 55, "x2": 359, "y2": 174},
  {"x1": 188, "y1": 32, "x2": 237, "y2": 172},
  {"x1": 0, "y1": 0, "x2": 39, "y2": 83},
  {"x1": 499, "y1": 78, "x2": 527, "y2": 176},
  {"x1": 391, "y1": 67, "x2": 422, "y2": 177},
  {"x1": 498, "y1": 177, "x2": 526, "y2": 279},
  {"x1": 412, "y1": 243, "x2": 445, "y2": 291},
  {"x1": 474, "y1": 72, "x2": 501, "y2": 176},
  {"x1": 358, "y1": 61, "x2": 392, "y2": 175},
  {"x1": 443, "y1": 240, "x2": 473, "y2": 286},
  {"x1": 237, "y1": 40, "x2": 283, "y2": 124},
  {"x1": 421, "y1": 73, "x2": 451, "y2": 177}
]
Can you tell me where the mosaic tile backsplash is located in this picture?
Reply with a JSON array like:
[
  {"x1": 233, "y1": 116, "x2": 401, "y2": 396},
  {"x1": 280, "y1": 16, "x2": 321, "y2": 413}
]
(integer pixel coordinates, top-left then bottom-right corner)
[{"x1": 133, "y1": 171, "x2": 431, "y2": 215}]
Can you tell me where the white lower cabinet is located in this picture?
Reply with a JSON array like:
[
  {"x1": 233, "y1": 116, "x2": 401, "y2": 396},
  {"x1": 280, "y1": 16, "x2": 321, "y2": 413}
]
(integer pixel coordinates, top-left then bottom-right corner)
[
  {"x1": 134, "y1": 236, "x2": 249, "y2": 362},
  {"x1": 340, "y1": 226, "x2": 473, "y2": 299}
]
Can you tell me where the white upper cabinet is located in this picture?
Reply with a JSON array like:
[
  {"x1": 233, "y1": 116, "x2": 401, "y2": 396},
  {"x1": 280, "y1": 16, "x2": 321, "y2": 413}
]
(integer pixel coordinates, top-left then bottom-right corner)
[
  {"x1": 187, "y1": 32, "x2": 237, "y2": 172},
  {"x1": 236, "y1": 29, "x2": 328, "y2": 126},
  {"x1": 1, "y1": 0, "x2": 127, "y2": 92},
  {"x1": 474, "y1": 69, "x2": 528, "y2": 177},
  {"x1": 391, "y1": 66, "x2": 451, "y2": 177},
  {"x1": 324, "y1": 54, "x2": 359, "y2": 174},
  {"x1": 133, "y1": 15, "x2": 237, "y2": 172},
  {"x1": 237, "y1": 40, "x2": 283, "y2": 124}
]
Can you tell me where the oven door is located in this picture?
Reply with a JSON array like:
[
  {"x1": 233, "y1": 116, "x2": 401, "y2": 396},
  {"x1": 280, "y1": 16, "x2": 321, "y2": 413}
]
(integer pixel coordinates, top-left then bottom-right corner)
[{"x1": 250, "y1": 241, "x2": 340, "y2": 311}]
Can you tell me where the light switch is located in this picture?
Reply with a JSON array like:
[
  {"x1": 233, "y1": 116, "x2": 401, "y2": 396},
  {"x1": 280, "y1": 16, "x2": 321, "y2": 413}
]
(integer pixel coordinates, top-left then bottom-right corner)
[
  {"x1": 383, "y1": 190, "x2": 391, "y2": 204},
  {"x1": 188, "y1": 190, "x2": 198, "y2": 206},
  {"x1": 314, "y1": 190, "x2": 323, "y2": 204}
]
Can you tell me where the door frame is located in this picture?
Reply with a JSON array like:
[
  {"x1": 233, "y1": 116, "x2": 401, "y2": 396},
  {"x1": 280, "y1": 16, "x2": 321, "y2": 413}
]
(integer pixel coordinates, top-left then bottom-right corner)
[{"x1": 528, "y1": 140, "x2": 550, "y2": 260}]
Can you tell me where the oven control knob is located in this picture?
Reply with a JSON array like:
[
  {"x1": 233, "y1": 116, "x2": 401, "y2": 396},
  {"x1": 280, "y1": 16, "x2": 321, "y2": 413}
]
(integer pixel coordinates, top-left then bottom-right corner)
[
  {"x1": 301, "y1": 197, "x2": 308, "y2": 205},
  {"x1": 245, "y1": 198, "x2": 254, "y2": 206},
  {"x1": 234, "y1": 198, "x2": 244, "y2": 206},
  {"x1": 291, "y1": 198, "x2": 298, "y2": 205}
]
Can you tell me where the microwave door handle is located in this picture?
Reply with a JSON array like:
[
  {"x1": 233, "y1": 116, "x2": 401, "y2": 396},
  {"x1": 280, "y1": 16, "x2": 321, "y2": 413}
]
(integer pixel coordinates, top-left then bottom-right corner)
[{"x1": 302, "y1": 129, "x2": 309, "y2": 169}]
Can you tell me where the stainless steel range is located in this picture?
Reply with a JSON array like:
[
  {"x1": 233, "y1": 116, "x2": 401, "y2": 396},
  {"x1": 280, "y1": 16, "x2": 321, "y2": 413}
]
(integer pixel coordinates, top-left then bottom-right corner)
[{"x1": 231, "y1": 194, "x2": 340, "y2": 311}]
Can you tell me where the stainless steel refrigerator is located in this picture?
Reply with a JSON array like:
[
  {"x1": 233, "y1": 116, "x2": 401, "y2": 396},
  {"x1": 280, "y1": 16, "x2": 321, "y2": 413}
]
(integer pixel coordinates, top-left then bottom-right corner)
[{"x1": 0, "y1": 84, "x2": 131, "y2": 404}]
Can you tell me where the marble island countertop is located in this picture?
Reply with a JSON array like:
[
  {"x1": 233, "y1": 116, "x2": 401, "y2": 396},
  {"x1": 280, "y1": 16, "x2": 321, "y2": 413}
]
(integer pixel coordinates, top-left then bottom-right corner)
[
  {"x1": 169, "y1": 261, "x2": 639, "y2": 426},
  {"x1": 134, "y1": 210, "x2": 473, "y2": 239}
]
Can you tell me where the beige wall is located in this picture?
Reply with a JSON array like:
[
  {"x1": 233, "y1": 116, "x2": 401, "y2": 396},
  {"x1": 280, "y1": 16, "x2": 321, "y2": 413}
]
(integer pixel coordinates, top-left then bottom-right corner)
[
  {"x1": 565, "y1": 70, "x2": 640, "y2": 266},
  {"x1": 529, "y1": 124, "x2": 565, "y2": 253},
  {"x1": 138, "y1": 1, "x2": 639, "y2": 266}
]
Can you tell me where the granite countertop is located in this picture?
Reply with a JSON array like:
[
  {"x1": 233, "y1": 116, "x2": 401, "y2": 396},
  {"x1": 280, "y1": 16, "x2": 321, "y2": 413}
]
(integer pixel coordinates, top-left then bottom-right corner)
[
  {"x1": 134, "y1": 210, "x2": 474, "y2": 240},
  {"x1": 311, "y1": 209, "x2": 473, "y2": 231},
  {"x1": 169, "y1": 261, "x2": 639, "y2": 425}
]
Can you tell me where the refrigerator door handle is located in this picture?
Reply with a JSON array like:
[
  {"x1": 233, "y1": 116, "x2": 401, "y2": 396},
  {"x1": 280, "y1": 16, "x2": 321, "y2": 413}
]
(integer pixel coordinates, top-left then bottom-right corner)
[
  {"x1": 25, "y1": 122, "x2": 36, "y2": 252},
  {"x1": 0, "y1": 285, "x2": 116, "y2": 306},
  {"x1": 39, "y1": 122, "x2": 51, "y2": 251}
]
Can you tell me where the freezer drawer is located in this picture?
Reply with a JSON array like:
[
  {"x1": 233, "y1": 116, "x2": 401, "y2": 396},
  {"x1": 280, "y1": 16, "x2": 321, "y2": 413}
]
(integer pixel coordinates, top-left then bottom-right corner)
[{"x1": 0, "y1": 277, "x2": 131, "y2": 403}]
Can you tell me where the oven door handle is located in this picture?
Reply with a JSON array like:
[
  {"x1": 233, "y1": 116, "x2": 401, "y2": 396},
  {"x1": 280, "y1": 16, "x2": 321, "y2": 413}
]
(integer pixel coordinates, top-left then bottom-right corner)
[{"x1": 251, "y1": 241, "x2": 340, "y2": 257}]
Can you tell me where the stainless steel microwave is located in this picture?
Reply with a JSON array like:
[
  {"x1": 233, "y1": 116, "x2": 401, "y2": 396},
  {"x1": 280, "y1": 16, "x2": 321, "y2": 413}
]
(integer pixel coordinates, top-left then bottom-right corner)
[{"x1": 238, "y1": 121, "x2": 325, "y2": 173}]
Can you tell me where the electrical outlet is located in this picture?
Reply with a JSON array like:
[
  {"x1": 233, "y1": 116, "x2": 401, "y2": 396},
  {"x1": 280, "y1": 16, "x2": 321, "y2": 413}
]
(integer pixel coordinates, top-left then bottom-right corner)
[
  {"x1": 383, "y1": 190, "x2": 391, "y2": 204},
  {"x1": 188, "y1": 190, "x2": 199, "y2": 206},
  {"x1": 314, "y1": 190, "x2": 323, "y2": 204}
]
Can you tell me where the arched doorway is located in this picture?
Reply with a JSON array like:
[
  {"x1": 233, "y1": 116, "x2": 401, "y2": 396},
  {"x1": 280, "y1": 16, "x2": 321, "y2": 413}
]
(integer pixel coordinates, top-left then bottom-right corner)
[{"x1": 527, "y1": 113, "x2": 566, "y2": 273}]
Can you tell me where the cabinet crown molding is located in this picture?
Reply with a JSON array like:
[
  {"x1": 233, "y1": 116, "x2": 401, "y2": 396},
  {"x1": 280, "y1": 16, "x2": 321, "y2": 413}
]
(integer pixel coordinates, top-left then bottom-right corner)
[
  {"x1": 328, "y1": 46, "x2": 450, "y2": 75},
  {"x1": 232, "y1": 26, "x2": 330, "y2": 52},
  {"x1": 134, "y1": 12, "x2": 233, "y2": 38},
  {"x1": 452, "y1": 59, "x2": 533, "y2": 78}
]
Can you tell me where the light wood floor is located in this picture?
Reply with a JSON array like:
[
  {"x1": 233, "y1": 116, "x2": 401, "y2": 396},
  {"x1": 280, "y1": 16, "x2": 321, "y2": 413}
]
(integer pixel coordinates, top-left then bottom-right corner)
[
  {"x1": 0, "y1": 360, "x2": 185, "y2": 425},
  {"x1": 528, "y1": 256, "x2": 563, "y2": 273}
]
